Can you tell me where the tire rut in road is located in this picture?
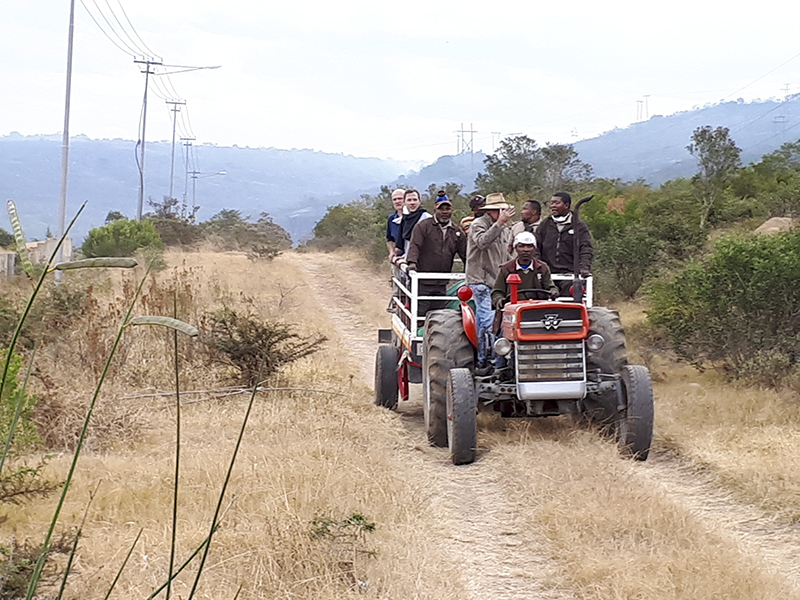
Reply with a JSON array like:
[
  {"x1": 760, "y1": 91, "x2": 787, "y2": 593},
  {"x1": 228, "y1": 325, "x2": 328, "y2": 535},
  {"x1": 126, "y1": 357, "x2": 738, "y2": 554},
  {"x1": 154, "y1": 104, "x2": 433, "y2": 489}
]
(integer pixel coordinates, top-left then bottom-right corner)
[
  {"x1": 295, "y1": 254, "x2": 572, "y2": 600},
  {"x1": 638, "y1": 447, "x2": 800, "y2": 594}
]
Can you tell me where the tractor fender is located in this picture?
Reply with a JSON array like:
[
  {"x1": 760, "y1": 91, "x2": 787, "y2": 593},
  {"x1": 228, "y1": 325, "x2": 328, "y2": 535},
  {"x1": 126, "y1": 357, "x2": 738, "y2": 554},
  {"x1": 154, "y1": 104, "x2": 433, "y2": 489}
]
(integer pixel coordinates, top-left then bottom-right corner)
[{"x1": 460, "y1": 301, "x2": 478, "y2": 348}]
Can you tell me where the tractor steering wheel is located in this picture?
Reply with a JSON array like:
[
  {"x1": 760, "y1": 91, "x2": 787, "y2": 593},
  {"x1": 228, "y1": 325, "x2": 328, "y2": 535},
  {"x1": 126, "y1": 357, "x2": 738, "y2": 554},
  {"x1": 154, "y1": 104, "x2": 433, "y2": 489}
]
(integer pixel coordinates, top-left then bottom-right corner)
[{"x1": 505, "y1": 288, "x2": 553, "y2": 302}]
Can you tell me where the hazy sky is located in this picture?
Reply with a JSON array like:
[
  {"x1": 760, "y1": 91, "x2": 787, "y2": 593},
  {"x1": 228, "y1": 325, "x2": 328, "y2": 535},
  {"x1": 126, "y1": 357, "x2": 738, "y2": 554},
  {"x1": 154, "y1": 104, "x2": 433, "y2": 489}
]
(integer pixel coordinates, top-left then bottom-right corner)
[{"x1": 2, "y1": 0, "x2": 799, "y2": 163}]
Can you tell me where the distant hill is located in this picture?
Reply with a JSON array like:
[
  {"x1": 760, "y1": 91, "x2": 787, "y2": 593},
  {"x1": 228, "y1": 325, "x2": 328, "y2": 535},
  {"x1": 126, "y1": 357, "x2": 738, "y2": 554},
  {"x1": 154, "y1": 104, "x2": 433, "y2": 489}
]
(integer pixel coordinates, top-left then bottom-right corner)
[
  {"x1": 573, "y1": 96, "x2": 800, "y2": 184},
  {"x1": 396, "y1": 151, "x2": 487, "y2": 192},
  {"x1": 2, "y1": 97, "x2": 798, "y2": 244},
  {"x1": 0, "y1": 133, "x2": 415, "y2": 244}
]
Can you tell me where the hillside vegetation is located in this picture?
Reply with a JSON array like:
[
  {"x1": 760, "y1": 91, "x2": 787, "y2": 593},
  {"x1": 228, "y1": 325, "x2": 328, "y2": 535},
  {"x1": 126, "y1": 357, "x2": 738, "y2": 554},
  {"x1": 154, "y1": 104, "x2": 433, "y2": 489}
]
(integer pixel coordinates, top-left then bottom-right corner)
[{"x1": 312, "y1": 131, "x2": 800, "y2": 388}]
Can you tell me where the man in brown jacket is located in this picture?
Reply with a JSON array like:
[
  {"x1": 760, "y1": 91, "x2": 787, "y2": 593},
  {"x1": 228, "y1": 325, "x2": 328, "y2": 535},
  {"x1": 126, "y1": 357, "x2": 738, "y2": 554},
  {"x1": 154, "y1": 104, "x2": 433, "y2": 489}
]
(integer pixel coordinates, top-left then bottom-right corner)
[
  {"x1": 405, "y1": 193, "x2": 467, "y2": 317},
  {"x1": 492, "y1": 231, "x2": 558, "y2": 310}
]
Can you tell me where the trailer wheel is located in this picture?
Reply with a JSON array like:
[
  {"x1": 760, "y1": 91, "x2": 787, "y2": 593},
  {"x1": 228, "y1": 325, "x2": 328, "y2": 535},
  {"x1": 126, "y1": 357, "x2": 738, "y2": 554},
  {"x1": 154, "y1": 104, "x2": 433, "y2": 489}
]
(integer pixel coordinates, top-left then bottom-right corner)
[
  {"x1": 617, "y1": 365, "x2": 654, "y2": 460},
  {"x1": 374, "y1": 344, "x2": 399, "y2": 410},
  {"x1": 423, "y1": 310, "x2": 474, "y2": 447},
  {"x1": 447, "y1": 368, "x2": 477, "y2": 465}
]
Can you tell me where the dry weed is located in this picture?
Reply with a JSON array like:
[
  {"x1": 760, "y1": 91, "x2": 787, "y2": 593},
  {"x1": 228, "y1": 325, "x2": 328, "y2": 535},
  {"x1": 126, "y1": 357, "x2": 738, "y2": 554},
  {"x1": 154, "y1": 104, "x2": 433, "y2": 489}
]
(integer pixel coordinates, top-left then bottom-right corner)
[{"x1": 4, "y1": 250, "x2": 467, "y2": 599}]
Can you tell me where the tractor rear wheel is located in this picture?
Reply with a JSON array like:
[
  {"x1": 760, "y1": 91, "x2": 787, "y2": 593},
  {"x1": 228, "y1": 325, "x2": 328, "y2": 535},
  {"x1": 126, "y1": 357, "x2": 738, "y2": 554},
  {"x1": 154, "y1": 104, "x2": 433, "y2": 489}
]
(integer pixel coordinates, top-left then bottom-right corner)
[
  {"x1": 447, "y1": 368, "x2": 477, "y2": 465},
  {"x1": 374, "y1": 344, "x2": 399, "y2": 410},
  {"x1": 617, "y1": 365, "x2": 654, "y2": 460},
  {"x1": 583, "y1": 306, "x2": 628, "y2": 424},
  {"x1": 423, "y1": 310, "x2": 475, "y2": 447}
]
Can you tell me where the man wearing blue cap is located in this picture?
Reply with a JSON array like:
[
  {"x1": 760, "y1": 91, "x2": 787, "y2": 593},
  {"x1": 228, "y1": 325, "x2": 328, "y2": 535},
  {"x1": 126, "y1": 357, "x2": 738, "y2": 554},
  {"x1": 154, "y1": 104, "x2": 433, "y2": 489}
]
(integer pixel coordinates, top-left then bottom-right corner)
[{"x1": 405, "y1": 191, "x2": 467, "y2": 317}]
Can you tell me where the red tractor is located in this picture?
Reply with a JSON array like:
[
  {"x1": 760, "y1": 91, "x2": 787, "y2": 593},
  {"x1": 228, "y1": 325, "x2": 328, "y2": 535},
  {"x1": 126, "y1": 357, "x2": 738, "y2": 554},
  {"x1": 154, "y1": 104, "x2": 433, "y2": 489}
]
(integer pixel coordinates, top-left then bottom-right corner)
[{"x1": 375, "y1": 200, "x2": 653, "y2": 465}]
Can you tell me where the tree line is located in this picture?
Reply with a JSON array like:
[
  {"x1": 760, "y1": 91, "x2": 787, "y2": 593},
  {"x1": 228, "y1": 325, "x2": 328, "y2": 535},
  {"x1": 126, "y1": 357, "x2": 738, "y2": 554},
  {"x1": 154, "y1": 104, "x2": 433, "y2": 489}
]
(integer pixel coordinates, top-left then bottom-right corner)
[{"x1": 310, "y1": 128, "x2": 800, "y2": 388}]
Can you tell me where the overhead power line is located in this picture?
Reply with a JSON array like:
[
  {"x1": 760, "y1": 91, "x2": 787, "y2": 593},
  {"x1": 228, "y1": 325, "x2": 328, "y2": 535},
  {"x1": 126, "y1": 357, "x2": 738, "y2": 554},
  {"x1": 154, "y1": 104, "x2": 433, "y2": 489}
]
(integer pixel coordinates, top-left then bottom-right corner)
[
  {"x1": 112, "y1": 0, "x2": 161, "y2": 61},
  {"x1": 79, "y1": 0, "x2": 135, "y2": 57}
]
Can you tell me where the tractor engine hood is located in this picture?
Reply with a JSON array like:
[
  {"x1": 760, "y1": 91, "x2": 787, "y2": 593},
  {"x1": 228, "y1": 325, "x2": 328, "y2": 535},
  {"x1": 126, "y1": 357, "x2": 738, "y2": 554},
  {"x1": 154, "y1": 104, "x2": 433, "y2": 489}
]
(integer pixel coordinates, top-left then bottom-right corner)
[{"x1": 501, "y1": 302, "x2": 589, "y2": 342}]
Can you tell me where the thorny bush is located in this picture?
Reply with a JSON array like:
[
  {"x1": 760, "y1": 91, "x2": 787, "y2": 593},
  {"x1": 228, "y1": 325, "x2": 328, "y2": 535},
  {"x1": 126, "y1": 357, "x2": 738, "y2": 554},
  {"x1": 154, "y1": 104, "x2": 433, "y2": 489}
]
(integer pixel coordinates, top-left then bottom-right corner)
[{"x1": 202, "y1": 308, "x2": 327, "y2": 386}]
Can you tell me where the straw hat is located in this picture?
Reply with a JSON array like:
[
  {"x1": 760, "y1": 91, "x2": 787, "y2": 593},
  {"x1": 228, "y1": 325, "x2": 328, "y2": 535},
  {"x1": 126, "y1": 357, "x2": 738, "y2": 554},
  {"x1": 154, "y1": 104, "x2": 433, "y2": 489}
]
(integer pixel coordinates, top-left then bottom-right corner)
[{"x1": 483, "y1": 192, "x2": 510, "y2": 210}]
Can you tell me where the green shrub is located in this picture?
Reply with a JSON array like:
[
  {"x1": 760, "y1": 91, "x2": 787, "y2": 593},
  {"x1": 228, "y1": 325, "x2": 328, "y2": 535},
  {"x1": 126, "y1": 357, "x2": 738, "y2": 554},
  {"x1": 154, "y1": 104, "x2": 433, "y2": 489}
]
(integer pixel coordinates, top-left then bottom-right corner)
[
  {"x1": 81, "y1": 219, "x2": 164, "y2": 258},
  {"x1": 0, "y1": 349, "x2": 38, "y2": 452},
  {"x1": 647, "y1": 230, "x2": 800, "y2": 384},
  {"x1": 594, "y1": 222, "x2": 662, "y2": 299}
]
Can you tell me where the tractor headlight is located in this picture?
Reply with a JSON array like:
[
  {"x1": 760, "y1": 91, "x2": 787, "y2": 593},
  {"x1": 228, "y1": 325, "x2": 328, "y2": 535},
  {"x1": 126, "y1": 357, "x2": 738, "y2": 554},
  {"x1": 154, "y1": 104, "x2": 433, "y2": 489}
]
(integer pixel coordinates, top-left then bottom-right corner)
[
  {"x1": 493, "y1": 338, "x2": 513, "y2": 356},
  {"x1": 586, "y1": 334, "x2": 605, "y2": 352}
]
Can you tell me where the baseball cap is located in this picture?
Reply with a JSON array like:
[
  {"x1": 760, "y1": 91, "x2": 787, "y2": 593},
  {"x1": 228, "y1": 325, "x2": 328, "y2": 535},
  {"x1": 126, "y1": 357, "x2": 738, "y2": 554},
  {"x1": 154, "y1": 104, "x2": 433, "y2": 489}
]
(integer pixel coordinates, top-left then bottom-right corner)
[{"x1": 469, "y1": 195, "x2": 486, "y2": 210}]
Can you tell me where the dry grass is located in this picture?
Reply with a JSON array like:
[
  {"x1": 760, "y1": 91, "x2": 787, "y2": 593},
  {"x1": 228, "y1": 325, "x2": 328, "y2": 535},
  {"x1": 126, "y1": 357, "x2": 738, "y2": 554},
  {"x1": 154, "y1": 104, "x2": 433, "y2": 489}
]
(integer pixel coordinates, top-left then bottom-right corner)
[
  {"x1": 655, "y1": 374, "x2": 800, "y2": 520},
  {"x1": 483, "y1": 419, "x2": 798, "y2": 599},
  {"x1": 5, "y1": 249, "x2": 800, "y2": 598},
  {"x1": 612, "y1": 299, "x2": 800, "y2": 522},
  {"x1": 3, "y1": 250, "x2": 467, "y2": 599}
]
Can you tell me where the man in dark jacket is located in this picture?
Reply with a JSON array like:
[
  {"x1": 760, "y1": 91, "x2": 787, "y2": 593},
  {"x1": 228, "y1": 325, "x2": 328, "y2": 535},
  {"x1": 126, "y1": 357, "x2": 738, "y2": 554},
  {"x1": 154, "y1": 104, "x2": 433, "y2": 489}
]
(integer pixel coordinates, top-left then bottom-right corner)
[
  {"x1": 535, "y1": 191, "x2": 594, "y2": 296},
  {"x1": 385, "y1": 188, "x2": 406, "y2": 261},
  {"x1": 405, "y1": 192, "x2": 467, "y2": 317},
  {"x1": 395, "y1": 189, "x2": 431, "y2": 257}
]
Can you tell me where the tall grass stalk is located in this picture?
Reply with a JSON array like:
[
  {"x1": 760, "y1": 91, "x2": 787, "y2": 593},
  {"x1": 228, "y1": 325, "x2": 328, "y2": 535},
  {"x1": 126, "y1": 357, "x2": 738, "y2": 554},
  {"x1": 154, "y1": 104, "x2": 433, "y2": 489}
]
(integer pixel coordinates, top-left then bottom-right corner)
[
  {"x1": 55, "y1": 482, "x2": 100, "y2": 599},
  {"x1": 0, "y1": 202, "x2": 87, "y2": 476},
  {"x1": 186, "y1": 361, "x2": 266, "y2": 599},
  {"x1": 146, "y1": 508, "x2": 233, "y2": 600},
  {"x1": 24, "y1": 265, "x2": 152, "y2": 600},
  {"x1": 102, "y1": 528, "x2": 143, "y2": 600},
  {"x1": 167, "y1": 295, "x2": 181, "y2": 600}
]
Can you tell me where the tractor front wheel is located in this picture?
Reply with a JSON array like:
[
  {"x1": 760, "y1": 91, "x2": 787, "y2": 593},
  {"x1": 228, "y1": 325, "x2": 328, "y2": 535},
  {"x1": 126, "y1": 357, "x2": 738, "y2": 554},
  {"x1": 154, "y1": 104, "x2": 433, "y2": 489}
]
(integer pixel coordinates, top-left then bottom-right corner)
[
  {"x1": 447, "y1": 368, "x2": 477, "y2": 465},
  {"x1": 423, "y1": 310, "x2": 475, "y2": 447},
  {"x1": 617, "y1": 365, "x2": 654, "y2": 460},
  {"x1": 374, "y1": 344, "x2": 399, "y2": 410},
  {"x1": 583, "y1": 306, "x2": 628, "y2": 424}
]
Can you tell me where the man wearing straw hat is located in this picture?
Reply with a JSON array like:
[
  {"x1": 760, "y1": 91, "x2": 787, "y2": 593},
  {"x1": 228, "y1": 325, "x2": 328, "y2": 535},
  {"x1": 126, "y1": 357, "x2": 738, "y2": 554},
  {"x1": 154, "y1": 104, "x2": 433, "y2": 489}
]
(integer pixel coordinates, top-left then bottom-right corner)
[{"x1": 466, "y1": 192, "x2": 515, "y2": 375}]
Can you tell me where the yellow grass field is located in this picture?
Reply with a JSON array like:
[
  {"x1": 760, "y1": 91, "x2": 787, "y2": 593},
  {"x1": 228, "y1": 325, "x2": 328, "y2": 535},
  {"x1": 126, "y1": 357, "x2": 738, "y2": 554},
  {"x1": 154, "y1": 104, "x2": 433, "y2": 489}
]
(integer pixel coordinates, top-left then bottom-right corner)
[{"x1": 3, "y1": 249, "x2": 799, "y2": 599}]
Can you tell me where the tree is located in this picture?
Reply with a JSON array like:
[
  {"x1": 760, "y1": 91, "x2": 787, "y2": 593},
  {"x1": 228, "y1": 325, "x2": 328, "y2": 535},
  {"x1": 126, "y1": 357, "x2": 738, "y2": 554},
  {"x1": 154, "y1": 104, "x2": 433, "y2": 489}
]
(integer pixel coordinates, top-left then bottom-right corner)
[
  {"x1": 475, "y1": 136, "x2": 592, "y2": 198},
  {"x1": 731, "y1": 140, "x2": 800, "y2": 218},
  {"x1": 541, "y1": 143, "x2": 593, "y2": 196},
  {"x1": 0, "y1": 228, "x2": 12, "y2": 248},
  {"x1": 475, "y1": 136, "x2": 545, "y2": 196},
  {"x1": 686, "y1": 126, "x2": 742, "y2": 228},
  {"x1": 105, "y1": 211, "x2": 126, "y2": 224},
  {"x1": 147, "y1": 195, "x2": 181, "y2": 219}
]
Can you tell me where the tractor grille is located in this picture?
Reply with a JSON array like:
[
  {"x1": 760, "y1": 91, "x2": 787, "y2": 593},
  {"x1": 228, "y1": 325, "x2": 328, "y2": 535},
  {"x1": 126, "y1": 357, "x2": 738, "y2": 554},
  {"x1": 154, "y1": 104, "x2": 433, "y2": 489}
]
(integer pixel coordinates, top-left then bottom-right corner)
[
  {"x1": 519, "y1": 306, "x2": 585, "y2": 334},
  {"x1": 516, "y1": 341, "x2": 586, "y2": 382}
]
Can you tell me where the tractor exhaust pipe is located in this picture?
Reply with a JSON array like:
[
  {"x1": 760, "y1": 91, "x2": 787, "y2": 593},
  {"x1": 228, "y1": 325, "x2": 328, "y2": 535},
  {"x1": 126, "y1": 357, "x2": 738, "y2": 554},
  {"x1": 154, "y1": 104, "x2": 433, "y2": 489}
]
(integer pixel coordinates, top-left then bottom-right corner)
[{"x1": 571, "y1": 195, "x2": 593, "y2": 303}]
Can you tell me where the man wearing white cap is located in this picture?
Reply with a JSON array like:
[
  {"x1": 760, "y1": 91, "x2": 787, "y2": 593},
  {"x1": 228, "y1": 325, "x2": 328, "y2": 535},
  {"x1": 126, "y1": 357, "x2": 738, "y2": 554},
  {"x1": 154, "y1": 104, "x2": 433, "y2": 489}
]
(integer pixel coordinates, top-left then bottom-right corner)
[
  {"x1": 491, "y1": 231, "x2": 558, "y2": 310},
  {"x1": 466, "y1": 192, "x2": 515, "y2": 373}
]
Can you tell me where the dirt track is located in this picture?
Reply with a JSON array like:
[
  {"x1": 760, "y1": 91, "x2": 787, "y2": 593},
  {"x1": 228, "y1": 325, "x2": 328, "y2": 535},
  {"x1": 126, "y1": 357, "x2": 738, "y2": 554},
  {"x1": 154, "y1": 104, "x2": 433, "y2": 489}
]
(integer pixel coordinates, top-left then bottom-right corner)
[{"x1": 293, "y1": 252, "x2": 800, "y2": 599}]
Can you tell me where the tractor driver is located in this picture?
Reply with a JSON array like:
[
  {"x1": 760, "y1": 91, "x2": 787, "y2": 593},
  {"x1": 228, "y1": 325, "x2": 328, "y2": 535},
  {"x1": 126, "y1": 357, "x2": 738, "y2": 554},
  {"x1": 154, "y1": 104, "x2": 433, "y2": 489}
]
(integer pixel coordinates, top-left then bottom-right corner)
[{"x1": 492, "y1": 231, "x2": 558, "y2": 310}]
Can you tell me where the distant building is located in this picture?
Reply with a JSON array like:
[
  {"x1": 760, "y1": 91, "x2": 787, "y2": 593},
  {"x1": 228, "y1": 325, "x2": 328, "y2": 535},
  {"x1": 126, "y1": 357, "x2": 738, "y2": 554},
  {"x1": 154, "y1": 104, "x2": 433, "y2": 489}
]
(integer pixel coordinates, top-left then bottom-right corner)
[
  {"x1": 25, "y1": 238, "x2": 73, "y2": 265},
  {"x1": 0, "y1": 250, "x2": 14, "y2": 277}
]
